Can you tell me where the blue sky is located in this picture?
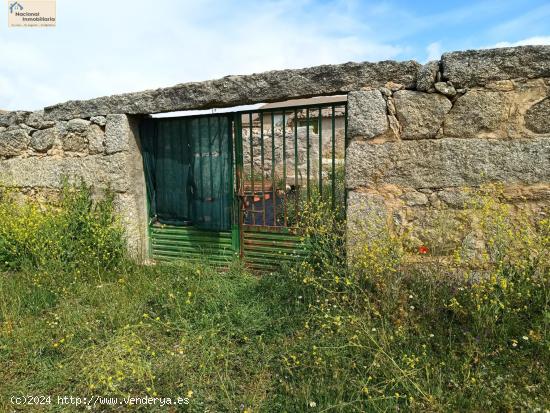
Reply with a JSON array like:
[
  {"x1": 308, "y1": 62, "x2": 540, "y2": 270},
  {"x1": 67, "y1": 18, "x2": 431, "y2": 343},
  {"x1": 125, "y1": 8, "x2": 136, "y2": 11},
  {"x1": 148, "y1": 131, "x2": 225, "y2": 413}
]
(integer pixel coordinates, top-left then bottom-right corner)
[{"x1": 1, "y1": 0, "x2": 549, "y2": 111}]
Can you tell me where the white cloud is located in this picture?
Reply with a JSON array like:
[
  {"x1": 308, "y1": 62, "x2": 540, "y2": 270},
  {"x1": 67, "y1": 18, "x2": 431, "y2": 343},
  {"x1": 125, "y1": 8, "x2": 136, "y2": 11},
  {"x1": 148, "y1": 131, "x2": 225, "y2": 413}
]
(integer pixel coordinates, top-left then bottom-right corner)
[
  {"x1": 491, "y1": 36, "x2": 550, "y2": 48},
  {"x1": 0, "y1": 0, "x2": 405, "y2": 111},
  {"x1": 1, "y1": 0, "x2": 549, "y2": 111},
  {"x1": 425, "y1": 42, "x2": 442, "y2": 62}
]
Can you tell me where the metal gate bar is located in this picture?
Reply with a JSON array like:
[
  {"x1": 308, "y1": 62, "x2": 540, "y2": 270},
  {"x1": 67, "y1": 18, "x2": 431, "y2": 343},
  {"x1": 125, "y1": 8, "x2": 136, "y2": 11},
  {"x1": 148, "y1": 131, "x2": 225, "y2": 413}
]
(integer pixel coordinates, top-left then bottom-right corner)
[
  {"x1": 235, "y1": 99, "x2": 347, "y2": 269},
  {"x1": 236, "y1": 100, "x2": 346, "y2": 229}
]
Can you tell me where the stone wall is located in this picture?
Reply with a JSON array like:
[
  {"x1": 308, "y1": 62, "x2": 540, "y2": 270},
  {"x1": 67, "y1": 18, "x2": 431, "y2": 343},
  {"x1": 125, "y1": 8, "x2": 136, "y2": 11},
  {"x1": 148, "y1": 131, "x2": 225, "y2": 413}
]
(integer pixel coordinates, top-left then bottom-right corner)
[
  {"x1": 0, "y1": 111, "x2": 148, "y2": 258},
  {"x1": 0, "y1": 45, "x2": 548, "y2": 260},
  {"x1": 346, "y1": 46, "x2": 550, "y2": 255}
]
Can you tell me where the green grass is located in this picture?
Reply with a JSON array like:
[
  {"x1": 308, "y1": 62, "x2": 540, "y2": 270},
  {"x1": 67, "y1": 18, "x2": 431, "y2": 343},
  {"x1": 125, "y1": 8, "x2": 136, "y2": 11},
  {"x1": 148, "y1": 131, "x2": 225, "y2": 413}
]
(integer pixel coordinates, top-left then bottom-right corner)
[
  {"x1": 1, "y1": 258, "x2": 548, "y2": 412},
  {"x1": 0, "y1": 261, "x2": 308, "y2": 412},
  {"x1": 0, "y1": 184, "x2": 548, "y2": 412}
]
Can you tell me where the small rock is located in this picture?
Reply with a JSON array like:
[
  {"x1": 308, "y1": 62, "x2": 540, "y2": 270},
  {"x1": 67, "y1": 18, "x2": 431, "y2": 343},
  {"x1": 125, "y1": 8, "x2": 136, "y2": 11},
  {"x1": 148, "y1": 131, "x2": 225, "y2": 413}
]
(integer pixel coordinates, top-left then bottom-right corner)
[
  {"x1": 434, "y1": 82, "x2": 457, "y2": 97},
  {"x1": 428, "y1": 192, "x2": 441, "y2": 208},
  {"x1": 60, "y1": 120, "x2": 88, "y2": 152},
  {"x1": 0, "y1": 111, "x2": 30, "y2": 128},
  {"x1": 30, "y1": 128, "x2": 57, "y2": 152},
  {"x1": 387, "y1": 114, "x2": 401, "y2": 140},
  {"x1": 0, "y1": 128, "x2": 30, "y2": 157},
  {"x1": 387, "y1": 98, "x2": 396, "y2": 115},
  {"x1": 392, "y1": 210, "x2": 406, "y2": 227},
  {"x1": 416, "y1": 60, "x2": 439, "y2": 92},
  {"x1": 55, "y1": 121, "x2": 68, "y2": 136},
  {"x1": 67, "y1": 118, "x2": 90, "y2": 133},
  {"x1": 61, "y1": 132, "x2": 88, "y2": 152},
  {"x1": 438, "y1": 189, "x2": 470, "y2": 209},
  {"x1": 402, "y1": 191, "x2": 429, "y2": 206},
  {"x1": 385, "y1": 81, "x2": 404, "y2": 92},
  {"x1": 90, "y1": 116, "x2": 107, "y2": 126},
  {"x1": 525, "y1": 98, "x2": 550, "y2": 134},
  {"x1": 15, "y1": 124, "x2": 34, "y2": 133},
  {"x1": 87, "y1": 124, "x2": 105, "y2": 154},
  {"x1": 105, "y1": 114, "x2": 131, "y2": 154},
  {"x1": 26, "y1": 110, "x2": 55, "y2": 130},
  {"x1": 379, "y1": 87, "x2": 392, "y2": 98}
]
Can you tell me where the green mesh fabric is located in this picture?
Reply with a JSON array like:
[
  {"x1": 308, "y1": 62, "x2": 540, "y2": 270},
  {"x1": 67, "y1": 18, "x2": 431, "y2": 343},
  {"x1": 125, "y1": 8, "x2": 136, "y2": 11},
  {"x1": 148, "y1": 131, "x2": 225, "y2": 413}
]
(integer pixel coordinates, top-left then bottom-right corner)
[{"x1": 140, "y1": 116, "x2": 232, "y2": 231}]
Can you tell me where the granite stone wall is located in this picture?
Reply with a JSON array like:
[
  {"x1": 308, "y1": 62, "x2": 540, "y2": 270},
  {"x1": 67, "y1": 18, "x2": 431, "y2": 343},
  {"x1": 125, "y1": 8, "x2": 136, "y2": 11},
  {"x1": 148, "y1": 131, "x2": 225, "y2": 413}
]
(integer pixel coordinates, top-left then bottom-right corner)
[
  {"x1": 0, "y1": 45, "x2": 548, "y2": 260},
  {"x1": 346, "y1": 46, "x2": 550, "y2": 256},
  {"x1": 0, "y1": 111, "x2": 148, "y2": 258}
]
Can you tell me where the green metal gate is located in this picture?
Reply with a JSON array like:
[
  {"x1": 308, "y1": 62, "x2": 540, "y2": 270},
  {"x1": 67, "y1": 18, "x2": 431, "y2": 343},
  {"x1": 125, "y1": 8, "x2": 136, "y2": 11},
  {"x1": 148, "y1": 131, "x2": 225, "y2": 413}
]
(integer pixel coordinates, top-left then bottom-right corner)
[
  {"x1": 141, "y1": 115, "x2": 239, "y2": 264},
  {"x1": 140, "y1": 99, "x2": 347, "y2": 270},
  {"x1": 234, "y1": 100, "x2": 348, "y2": 270}
]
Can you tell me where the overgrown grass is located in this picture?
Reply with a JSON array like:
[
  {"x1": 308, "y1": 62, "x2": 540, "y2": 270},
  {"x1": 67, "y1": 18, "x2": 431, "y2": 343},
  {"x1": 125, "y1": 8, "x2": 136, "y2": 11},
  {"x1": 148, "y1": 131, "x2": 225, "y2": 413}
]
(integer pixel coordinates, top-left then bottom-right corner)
[
  {"x1": 0, "y1": 184, "x2": 548, "y2": 412},
  {"x1": 0, "y1": 182, "x2": 125, "y2": 274}
]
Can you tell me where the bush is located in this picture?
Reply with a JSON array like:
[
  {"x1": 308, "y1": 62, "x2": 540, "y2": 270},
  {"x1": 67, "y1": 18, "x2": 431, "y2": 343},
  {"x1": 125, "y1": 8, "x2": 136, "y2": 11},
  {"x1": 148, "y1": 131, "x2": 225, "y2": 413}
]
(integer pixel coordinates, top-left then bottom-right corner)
[{"x1": 0, "y1": 182, "x2": 126, "y2": 273}]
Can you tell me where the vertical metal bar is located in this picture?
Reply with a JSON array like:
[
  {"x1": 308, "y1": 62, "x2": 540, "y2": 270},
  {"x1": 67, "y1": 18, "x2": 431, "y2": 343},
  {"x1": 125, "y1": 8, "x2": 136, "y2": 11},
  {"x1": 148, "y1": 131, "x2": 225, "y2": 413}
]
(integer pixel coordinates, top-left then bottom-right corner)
[
  {"x1": 282, "y1": 111, "x2": 287, "y2": 227},
  {"x1": 260, "y1": 113, "x2": 266, "y2": 226},
  {"x1": 232, "y1": 114, "x2": 243, "y2": 257},
  {"x1": 331, "y1": 105, "x2": 336, "y2": 209},
  {"x1": 306, "y1": 108, "x2": 310, "y2": 202},
  {"x1": 271, "y1": 111, "x2": 276, "y2": 226},
  {"x1": 249, "y1": 113, "x2": 254, "y2": 225},
  {"x1": 294, "y1": 108, "x2": 299, "y2": 225},
  {"x1": 318, "y1": 106, "x2": 323, "y2": 199}
]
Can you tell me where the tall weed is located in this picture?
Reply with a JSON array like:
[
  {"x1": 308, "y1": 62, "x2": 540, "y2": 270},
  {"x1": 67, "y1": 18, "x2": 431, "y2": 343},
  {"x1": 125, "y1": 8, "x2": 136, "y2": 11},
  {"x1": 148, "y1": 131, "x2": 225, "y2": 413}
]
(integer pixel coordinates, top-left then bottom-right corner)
[
  {"x1": 276, "y1": 187, "x2": 549, "y2": 411},
  {"x1": 0, "y1": 182, "x2": 125, "y2": 274}
]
